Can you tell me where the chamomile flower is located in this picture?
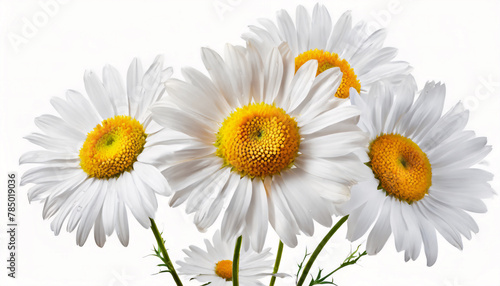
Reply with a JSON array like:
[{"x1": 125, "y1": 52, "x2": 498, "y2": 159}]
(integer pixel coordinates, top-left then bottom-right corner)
[
  {"x1": 343, "y1": 76, "x2": 494, "y2": 266},
  {"x1": 151, "y1": 43, "x2": 371, "y2": 251},
  {"x1": 20, "y1": 56, "x2": 173, "y2": 247},
  {"x1": 177, "y1": 231, "x2": 275, "y2": 286},
  {"x1": 243, "y1": 3, "x2": 411, "y2": 99}
]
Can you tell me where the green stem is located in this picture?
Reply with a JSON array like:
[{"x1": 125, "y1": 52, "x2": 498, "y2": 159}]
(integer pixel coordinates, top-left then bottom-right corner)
[
  {"x1": 320, "y1": 248, "x2": 367, "y2": 282},
  {"x1": 296, "y1": 215, "x2": 349, "y2": 286},
  {"x1": 150, "y1": 218, "x2": 183, "y2": 286},
  {"x1": 232, "y1": 236, "x2": 243, "y2": 286},
  {"x1": 269, "y1": 240, "x2": 284, "y2": 286}
]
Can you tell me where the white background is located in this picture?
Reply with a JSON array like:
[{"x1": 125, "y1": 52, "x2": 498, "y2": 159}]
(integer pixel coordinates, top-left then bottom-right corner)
[{"x1": 1, "y1": 0, "x2": 500, "y2": 285}]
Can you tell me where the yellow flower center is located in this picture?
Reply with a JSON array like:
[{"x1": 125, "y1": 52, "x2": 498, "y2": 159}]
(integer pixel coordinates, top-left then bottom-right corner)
[
  {"x1": 295, "y1": 49, "x2": 361, "y2": 99},
  {"x1": 79, "y1": 115, "x2": 147, "y2": 179},
  {"x1": 368, "y1": 134, "x2": 432, "y2": 203},
  {"x1": 215, "y1": 260, "x2": 233, "y2": 281},
  {"x1": 215, "y1": 102, "x2": 300, "y2": 178}
]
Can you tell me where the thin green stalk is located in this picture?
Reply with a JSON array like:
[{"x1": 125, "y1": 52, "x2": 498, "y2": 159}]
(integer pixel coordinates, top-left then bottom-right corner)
[
  {"x1": 150, "y1": 218, "x2": 183, "y2": 286},
  {"x1": 296, "y1": 215, "x2": 349, "y2": 286},
  {"x1": 319, "y1": 246, "x2": 367, "y2": 282},
  {"x1": 269, "y1": 240, "x2": 284, "y2": 286},
  {"x1": 232, "y1": 236, "x2": 243, "y2": 286}
]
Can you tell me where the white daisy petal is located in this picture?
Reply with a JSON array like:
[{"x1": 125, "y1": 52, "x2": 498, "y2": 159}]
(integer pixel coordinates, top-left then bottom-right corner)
[
  {"x1": 286, "y1": 60, "x2": 318, "y2": 112},
  {"x1": 50, "y1": 91, "x2": 99, "y2": 131},
  {"x1": 178, "y1": 231, "x2": 275, "y2": 285},
  {"x1": 24, "y1": 133, "x2": 78, "y2": 152},
  {"x1": 130, "y1": 171, "x2": 158, "y2": 217},
  {"x1": 103, "y1": 64, "x2": 128, "y2": 115},
  {"x1": 263, "y1": 48, "x2": 284, "y2": 104},
  {"x1": 246, "y1": 5, "x2": 410, "y2": 100},
  {"x1": 266, "y1": 178, "x2": 299, "y2": 247},
  {"x1": 133, "y1": 161, "x2": 171, "y2": 196},
  {"x1": 347, "y1": 192, "x2": 384, "y2": 241},
  {"x1": 309, "y1": 4, "x2": 332, "y2": 50},
  {"x1": 221, "y1": 177, "x2": 252, "y2": 241},
  {"x1": 300, "y1": 131, "x2": 368, "y2": 158},
  {"x1": 21, "y1": 165, "x2": 80, "y2": 186},
  {"x1": 136, "y1": 55, "x2": 164, "y2": 119},
  {"x1": 343, "y1": 79, "x2": 494, "y2": 266},
  {"x1": 27, "y1": 183, "x2": 52, "y2": 201},
  {"x1": 34, "y1": 114, "x2": 86, "y2": 142},
  {"x1": 20, "y1": 56, "x2": 171, "y2": 246},
  {"x1": 115, "y1": 200, "x2": 129, "y2": 246},
  {"x1": 49, "y1": 176, "x2": 89, "y2": 234},
  {"x1": 292, "y1": 67, "x2": 342, "y2": 120},
  {"x1": 274, "y1": 42, "x2": 295, "y2": 108},
  {"x1": 66, "y1": 179, "x2": 98, "y2": 232},
  {"x1": 224, "y1": 44, "x2": 252, "y2": 105},
  {"x1": 276, "y1": 9, "x2": 298, "y2": 54},
  {"x1": 326, "y1": 10, "x2": 352, "y2": 55},
  {"x1": 181, "y1": 67, "x2": 231, "y2": 116},
  {"x1": 201, "y1": 47, "x2": 240, "y2": 108},
  {"x1": 20, "y1": 150, "x2": 78, "y2": 164},
  {"x1": 127, "y1": 58, "x2": 144, "y2": 117},
  {"x1": 76, "y1": 182, "x2": 106, "y2": 246},
  {"x1": 84, "y1": 70, "x2": 114, "y2": 120},
  {"x1": 163, "y1": 157, "x2": 222, "y2": 192},
  {"x1": 257, "y1": 18, "x2": 281, "y2": 44},
  {"x1": 152, "y1": 40, "x2": 370, "y2": 251},
  {"x1": 299, "y1": 105, "x2": 361, "y2": 135},
  {"x1": 194, "y1": 169, "x2": 236, "y2": 231},
  {"x1": 247, "y1": 42, "x2": 265, "y2": 103},
  {"x1": 366, "y1": 199, "x2": 392, "y2": 255},
  {"x1": 150, "y1": 105, "x2": 215, "y2": 143},
  {"x1": 94, "y1": 211, "x2": 106, "y2": 247},
  {"x1": 358, "y1": 61, "x2": 412, "y2": 85},
  {"x1": 295, "y1": 5, "x2": 311, "y2": 53},
  {"x1": 416, "y1": 213, "x2": 439, "y2": 266},
  {"x1": 101, "y1": 179, "x2": 117, "y2": 235},
  {"x1": 245, "y1": 179, "x2": 268, "y2": 252},
  {"x1": 275, "y1": 174, "x2": 314, "y2": 236}
]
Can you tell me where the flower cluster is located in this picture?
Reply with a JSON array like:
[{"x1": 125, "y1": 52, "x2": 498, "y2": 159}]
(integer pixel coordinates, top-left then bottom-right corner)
[{"x1": 20, "y1": 3, "x2": 493, "y2": 286}]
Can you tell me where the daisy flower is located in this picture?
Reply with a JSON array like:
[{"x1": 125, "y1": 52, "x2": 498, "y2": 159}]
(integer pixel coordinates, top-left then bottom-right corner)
[
  {"x1": 151, "y1": 43, "x2": 371, "y2": 251},
  {"x1": 243, "y1": 3, "x2": 411, "y2": 99},
  {"x1": 177, "y1": 230, "x2": 275, "y2": 286},
  {"x1": 343, "y1": 76, "x2": 494, "y2": 266},
  {"x1": 20, "y1": 56, "x2": 173, "y2": 247}
]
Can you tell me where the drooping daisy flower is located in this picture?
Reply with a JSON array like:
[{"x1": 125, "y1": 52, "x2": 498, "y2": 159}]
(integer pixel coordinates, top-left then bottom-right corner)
[
  {"x1": 243, "y1": 3, "x2": 411, "y2": 99},
  {"x1": 20, "y1": 56, "x2": 173, "y2": 247},
  {"x1": 151, "y1": 43, "x2": 371, "y2": 251},
  {"x1": 343, "y1": 76, "x2": 494, "y2": 266},
  {"x1": 177, "y1": 230, "x2": 275, "y2": 286}
]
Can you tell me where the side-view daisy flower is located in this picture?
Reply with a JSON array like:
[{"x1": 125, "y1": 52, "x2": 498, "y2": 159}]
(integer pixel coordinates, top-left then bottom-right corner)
[
  {"x1": 20, "y1": 56, "x2": 173, "y2": 247},
  {"x1": 177, "y1": 230, "x2": 277, "y2": 286},
  {"x1": 151, "y1": 42, "x2": 371, "y2": 251},
  {"x1": 243, "y1": 3, "x2": 411, "y2": 99},
  {"x1": 343, "y1": 76, "x2": 494, "y2": 266}
]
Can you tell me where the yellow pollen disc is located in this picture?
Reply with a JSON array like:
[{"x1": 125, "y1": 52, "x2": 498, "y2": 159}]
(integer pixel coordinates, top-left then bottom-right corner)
[
  {"x1": 295, "y1": 49, "x2": 361, "y2": 99},
  {"x1": 215, "y1": 102, "x2": 300, "y2": 178},
  {"x1": 215, "y1": 260, "x2": 233, "y2": 281},
  {"x1": 79, "y1": 115, "x2": 147, "y2": 179},
  {"x1": 368, "y1": 134, "x2": 432, "y2": 203}
]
